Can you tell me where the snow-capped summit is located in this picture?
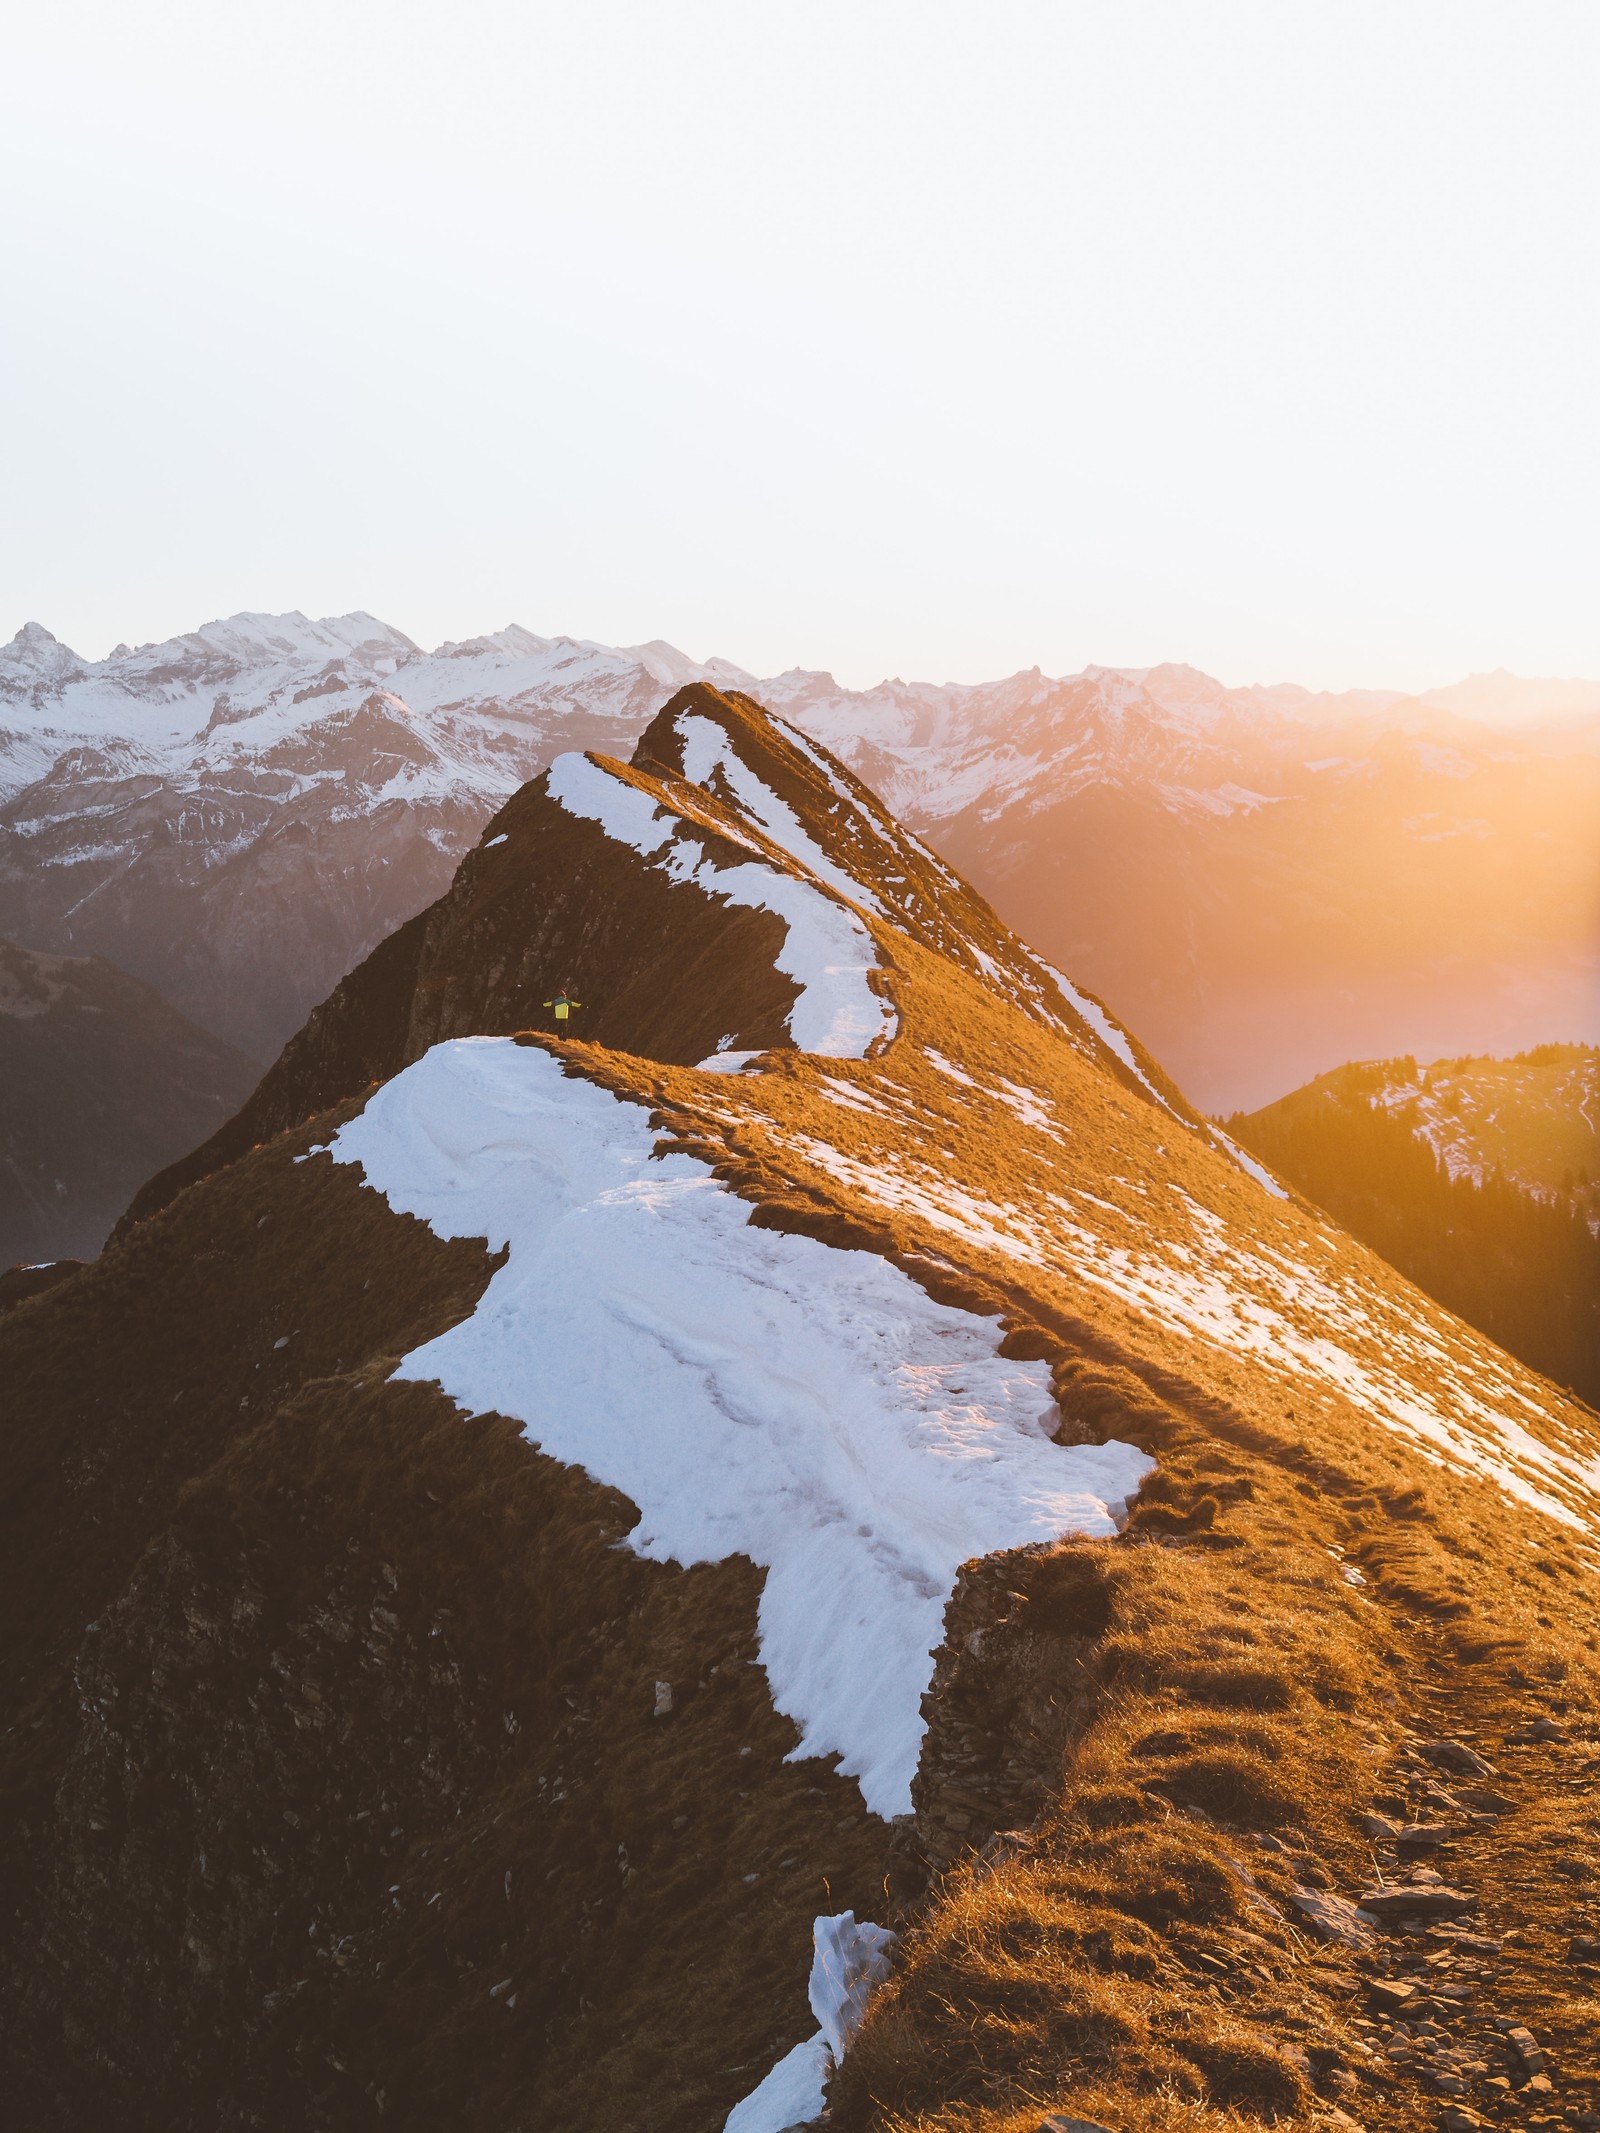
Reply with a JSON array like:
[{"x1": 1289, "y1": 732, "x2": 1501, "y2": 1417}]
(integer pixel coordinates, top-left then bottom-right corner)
[{"x1": 1, "y1": 621, "x2": 86, "y2": 689}]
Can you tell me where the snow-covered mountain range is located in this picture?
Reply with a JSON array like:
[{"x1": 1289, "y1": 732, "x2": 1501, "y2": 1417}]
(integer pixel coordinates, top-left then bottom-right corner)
[{"x1": 4, "y1": 611, "x2": 1596, "y2": 1104}]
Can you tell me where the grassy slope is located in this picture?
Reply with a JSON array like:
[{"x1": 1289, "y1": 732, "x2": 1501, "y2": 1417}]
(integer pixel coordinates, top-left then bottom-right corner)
[
  {"x1": 2, "y1": 691, "x2": 1597, "y2": 2131},
  {"x1": 574, "y1": 941, "x2": 1600, "y2": 2133}
]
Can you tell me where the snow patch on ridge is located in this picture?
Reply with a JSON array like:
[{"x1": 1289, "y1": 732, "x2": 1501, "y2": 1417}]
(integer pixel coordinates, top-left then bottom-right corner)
[
  {"x1": 675, "y1": 712, "x2": 884, "y2": 913},
  {"x1": 1046, "y1": 964, "x2": 1164, "y2": 1098},
  {"x1": 547, "y1": 751, "x2": 895, "y2": 1058},
  {"x1": 326, "y1": 1039, "x2": 1152, "y2": 1815}
]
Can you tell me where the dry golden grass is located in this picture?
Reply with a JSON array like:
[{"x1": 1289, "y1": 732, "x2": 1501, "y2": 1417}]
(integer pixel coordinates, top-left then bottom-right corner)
[
  {"x1": 566, "y1": 929, "x2": 1600, "y2": 2131},
  {"x1": 8, "y1": 688, "x2": 1599, "y2": 2129}
]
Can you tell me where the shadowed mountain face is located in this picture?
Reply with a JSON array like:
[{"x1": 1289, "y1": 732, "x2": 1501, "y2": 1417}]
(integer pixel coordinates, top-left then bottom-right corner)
[
  {"x1": 3, "y1": 686, "x2": 1597, "y2": 2133},
  {"x1": 1230, "y1": 1045, "x2": 1600, "y2": 1403},
  {"x1": 5, "y1": 615, "x2": 1596, "y2": 1108},
  {"x1": 0, "y1": 939, "x2": 259, "y2": 1265}
]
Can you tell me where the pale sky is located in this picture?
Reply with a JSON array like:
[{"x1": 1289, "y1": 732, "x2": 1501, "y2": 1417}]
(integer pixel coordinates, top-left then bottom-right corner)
[{"x1": 5, "y1": 1, "x2": 1599, "y2": 691}]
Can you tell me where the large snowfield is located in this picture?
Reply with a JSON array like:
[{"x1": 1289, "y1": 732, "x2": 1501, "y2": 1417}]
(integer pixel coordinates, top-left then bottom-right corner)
[{"x1": 326, "y1": 1038, "x2": 1152, "y2": 1817}]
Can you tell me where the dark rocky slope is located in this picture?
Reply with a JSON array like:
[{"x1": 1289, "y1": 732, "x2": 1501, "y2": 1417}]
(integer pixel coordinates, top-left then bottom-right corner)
[{"x1": 0, "y1": 939, "x2": 258, "y2": 1266}]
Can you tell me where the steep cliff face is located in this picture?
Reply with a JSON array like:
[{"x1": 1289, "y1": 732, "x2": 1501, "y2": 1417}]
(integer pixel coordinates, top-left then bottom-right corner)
[{"x1": 3, "y1": 690, "x2": 1597, "y2": 2133}]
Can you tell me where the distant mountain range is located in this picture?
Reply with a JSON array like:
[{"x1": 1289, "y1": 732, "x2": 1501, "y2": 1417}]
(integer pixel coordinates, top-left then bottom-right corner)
[{"x1": 4, "y1": 611, "x2": 1596, "y2": 1108}]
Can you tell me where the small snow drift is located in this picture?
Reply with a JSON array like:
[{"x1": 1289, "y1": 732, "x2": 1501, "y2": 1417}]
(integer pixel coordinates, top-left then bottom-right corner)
[
  {"x1": 328, "y1": 1038, "x2": 1151, "y2": 1816},
  {"x1": 726, "y1": 1911, "x2": 897, "y2": 2132}
]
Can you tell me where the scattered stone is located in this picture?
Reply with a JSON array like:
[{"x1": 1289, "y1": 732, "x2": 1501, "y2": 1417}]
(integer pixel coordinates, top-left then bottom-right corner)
[
  {"x1": 1360, "y1": 1813, "x2": 1402, "y2": 1841},
  {"x1": 1523, "y1": 2073, "x2": 1554, "y2": 2098},
  {"x1": 1400, "y1": 1824, "x2": 1449, "y2": 1849},
  {"x1": 1357, "y1": 1886, "x2": 1474, "y2": 1922},
  {"x1": 652, "y1": 1681, "x2": 674, "y2": 1717},
  {"x1": 1292, "y1": 1886, "x2": 1375, "y2": 1947},
  {"x1": 1438, "y1": 2108, "x2": 1487, "y2": 2132},
  {"x1": 1421, "y1": 1740, "x2": 1495, "y2": 1780},
  {"x1": 1506, "y1": 1717, "x2": 1566, "y2": 1743},
  {"x1": 1569, "y1": 1933, "x2": 1600, "y2": 1966},
  {"x1": 1455, "y1": 1787, "x2": 1512, "y2": 1815},
  {"x1": 1368, "y1": 1978, "x2": 1419, "y2": 2013},
  {"x1": 1506, "y1": 2026, "x2": 1547, "y2": 2075}
]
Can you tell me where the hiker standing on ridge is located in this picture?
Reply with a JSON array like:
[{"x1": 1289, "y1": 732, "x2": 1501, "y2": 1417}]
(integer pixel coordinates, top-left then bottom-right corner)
[{"x1": 544, "y1": 989, "x2": 582, "y2": 1035}]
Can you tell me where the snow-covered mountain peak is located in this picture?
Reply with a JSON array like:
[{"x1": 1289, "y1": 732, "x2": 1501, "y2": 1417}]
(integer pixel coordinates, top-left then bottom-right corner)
[
  {"x1": 606, "y1": 637, "x2": 753, "y2": 692},
  {"x1": 432, "y1": 624, "x2": 556, "y2": 662},
  {"x1": 1, "y1": 622, "x2": 87, "y2": 688},
  {"x1": 6, "y1": 603, "x2": 1595, "y2": 1103},
  {"x1": 110, "y1": 609, "x2": 420, "y2": 684}
]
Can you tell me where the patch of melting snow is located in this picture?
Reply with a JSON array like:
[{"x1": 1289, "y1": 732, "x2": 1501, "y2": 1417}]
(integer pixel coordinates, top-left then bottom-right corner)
[
  {"x1": 778, "y1": 1131, "x2": 1599, "y2": 1535},
  {"x1": 995, "y1": 1076, "x2": 1056, "y2": 1131},
  {"x1": 1207, "y1": 1126, "x2": 1290, "y2": 1201},
  {"x1": 725, "y1": 1912, "x2": 896, "y2": 2132},
  {"x1": 925, "y1": 1046, "x2": 979, "y2": 1090},
  {"x1": 327, "y1": 1040, "x2": 1152, "y2": 1816},
  {"x1": 816, "y1": 1075, "x2": 900, "y2": 1119},
  {"x1": 676, "y1": 713, "x2": 884, "y2": 915},
  {"x1": 548, "y1": 751, "x2": 894, "y2": 1059}
]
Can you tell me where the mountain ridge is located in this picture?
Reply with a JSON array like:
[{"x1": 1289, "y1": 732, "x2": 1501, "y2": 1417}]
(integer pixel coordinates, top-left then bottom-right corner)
[
  {"x1": 2, "y1": 685, "x2": 1597, "y2": 2131},
  {"x1": 4, "y1": 610, "x2": 1597, "y2": 1107}
]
